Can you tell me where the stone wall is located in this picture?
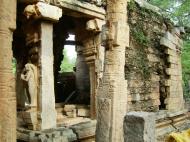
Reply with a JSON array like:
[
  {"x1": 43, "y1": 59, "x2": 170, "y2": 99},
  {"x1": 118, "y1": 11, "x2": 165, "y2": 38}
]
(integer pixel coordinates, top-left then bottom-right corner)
[
  {"x1": 160, "y1": 29, "x2": 185, "y2": 111},
  {"x1": 126, "y1": 0, "x2": 184, "y2": 112}
]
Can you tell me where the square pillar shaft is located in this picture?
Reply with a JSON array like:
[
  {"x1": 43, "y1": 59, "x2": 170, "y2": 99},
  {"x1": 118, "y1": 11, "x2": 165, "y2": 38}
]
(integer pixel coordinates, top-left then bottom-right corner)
[{"x1": 38, "y1": 22, "x2": 57, "y2": 130}]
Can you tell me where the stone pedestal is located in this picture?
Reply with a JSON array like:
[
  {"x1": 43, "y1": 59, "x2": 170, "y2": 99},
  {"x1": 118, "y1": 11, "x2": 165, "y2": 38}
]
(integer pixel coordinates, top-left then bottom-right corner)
[
  {"x1": 124, "y1": 112, "x2": 156, "y2": 142},
  {"x1": 0, "y1": 0, "x2": 17, "y2": 141}
]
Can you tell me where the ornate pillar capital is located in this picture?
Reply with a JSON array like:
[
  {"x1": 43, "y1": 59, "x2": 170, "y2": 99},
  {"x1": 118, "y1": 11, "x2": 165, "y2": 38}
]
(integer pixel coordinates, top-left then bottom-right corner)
[{"x1": 24, "y1": 2, "x2": 62, "y2": 22}]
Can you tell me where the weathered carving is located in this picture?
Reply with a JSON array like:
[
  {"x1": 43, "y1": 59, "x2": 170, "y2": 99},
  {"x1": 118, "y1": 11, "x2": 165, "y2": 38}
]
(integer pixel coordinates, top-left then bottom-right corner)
[
  {"x1": 24, "y1": 2, "x2": 62, "y2": 21},
  {"x1": 96, "y1": 98, "x2": 111, "y2": 142},
  {"x1": 21, "y1": 63, "x2": 38, "y2": 108},
  {"x1": 24, "y1": 4, "x2": 40, "y2": 19},
  {"x1": 86, "y1": 19, "x2": 105, "y2": 32}
]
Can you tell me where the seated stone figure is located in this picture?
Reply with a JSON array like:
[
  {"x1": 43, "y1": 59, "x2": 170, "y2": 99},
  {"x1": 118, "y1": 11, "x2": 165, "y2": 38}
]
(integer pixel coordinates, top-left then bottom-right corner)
[{"x1": 21, "y1": 63, "x2": 38, "y2": 108}]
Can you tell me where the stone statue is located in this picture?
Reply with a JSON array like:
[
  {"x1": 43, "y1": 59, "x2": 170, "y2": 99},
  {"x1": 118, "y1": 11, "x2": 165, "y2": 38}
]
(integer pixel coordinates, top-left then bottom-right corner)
[{"x1": 21, "y1": 63, "x2": 38, "y2": 108}]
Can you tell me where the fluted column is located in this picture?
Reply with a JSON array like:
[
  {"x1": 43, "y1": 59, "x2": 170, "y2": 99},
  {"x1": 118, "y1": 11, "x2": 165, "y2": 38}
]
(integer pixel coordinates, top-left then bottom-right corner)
[{"x1": 0, "y1": 0, "x2": 17, "y2": 142}]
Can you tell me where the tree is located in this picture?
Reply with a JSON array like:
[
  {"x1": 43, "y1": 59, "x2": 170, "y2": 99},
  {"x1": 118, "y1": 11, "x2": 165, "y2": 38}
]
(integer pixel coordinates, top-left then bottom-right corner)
[
  {"x1": 60, "y1": 49, "x2": 76, "y2": 72},
  {"x1": 149, "y1": 0, "x2": 190, "y2": 27}
]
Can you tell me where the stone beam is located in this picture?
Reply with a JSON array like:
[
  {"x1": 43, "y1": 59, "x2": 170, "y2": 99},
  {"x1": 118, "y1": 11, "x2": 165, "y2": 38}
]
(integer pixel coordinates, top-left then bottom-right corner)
[
  {"x1": 0, "y1": 0, "x2": 17, "y2": 141},
  {"x1": 18, "y1": 0, "x2": 105, "y2": 20},
  {"x1": 56, "y1": 0, "x2": 105, "y2": 20}
]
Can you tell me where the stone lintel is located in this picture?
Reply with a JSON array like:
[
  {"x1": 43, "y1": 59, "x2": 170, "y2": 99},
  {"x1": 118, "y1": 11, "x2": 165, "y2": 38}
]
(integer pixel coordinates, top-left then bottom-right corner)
[{"x1": 57, "y1": 0, "x2": 105, "y2": 20}]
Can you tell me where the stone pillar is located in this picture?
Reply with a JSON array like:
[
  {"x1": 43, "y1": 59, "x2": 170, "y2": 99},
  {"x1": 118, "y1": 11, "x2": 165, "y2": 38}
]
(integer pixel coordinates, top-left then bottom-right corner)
[
  {"x1": 83, "y1": 19, "x2": 105, "y2": 119},
  {"x1": 124, "y1": 112, "x2": 156, "y2": 142},
  {"x1": 0, "y1": 0, "x2": 17, "y2": 141},
  {"x1": 96, "y1": 1, "x2": 129, "y2": 142},
  {"x1": 83, "y1": 35, "x2": 101, "y2": 119},
  {"x1": 38, "y1": 22, "x2": 57, "y2": 129},
  {"x1": 24, "y1": 2, "x2": 62, "y2": 130}
]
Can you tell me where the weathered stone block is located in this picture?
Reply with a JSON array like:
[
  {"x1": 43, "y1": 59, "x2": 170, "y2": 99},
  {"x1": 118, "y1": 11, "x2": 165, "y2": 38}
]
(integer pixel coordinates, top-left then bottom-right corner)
[
  {"x1": 147, "y1": 54, "x2": 159, "y2": 62},
  {"x1": 165, "y1": 32, "x2": 178, "y2": 45},
  {"x1": 167, "y1": 56, "x2": 178, "y2": 64},
  {"x1": 86, "y1": 18, "x2": 105, "y2": 32},
  {"x1": 165, "y1": 48, "x2": 176, "y2": 56},
  {"x1": 160, "y1": 37, "x2": 176, "y2": 50},
  {"x1": 64, "y1": 105, "x2": 76, "y2": 112},
  {"x1": 77, "y1": 108, "x2": 90, "y2": 117},
  {"x1": 70, "y1": 120, "x2": 96, "y2": 139},
  {"x1": 124, "y1": 112, "x2": 156, "y2": 142}
]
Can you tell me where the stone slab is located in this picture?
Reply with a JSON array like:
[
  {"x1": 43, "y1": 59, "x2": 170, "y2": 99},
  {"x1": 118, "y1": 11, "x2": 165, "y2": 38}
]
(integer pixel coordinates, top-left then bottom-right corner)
[{"x1": 124, "y1": 112, "x2": 156, "y2": 142}]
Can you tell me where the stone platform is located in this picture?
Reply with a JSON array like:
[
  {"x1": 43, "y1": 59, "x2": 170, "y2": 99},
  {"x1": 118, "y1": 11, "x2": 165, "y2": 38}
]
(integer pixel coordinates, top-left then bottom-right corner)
[
  {"x1": 17, "y1": 120, "x2": 96, "y2": 142},
  {"x1": 156, "y1": 110, "x2": 190, "y2": 142}
]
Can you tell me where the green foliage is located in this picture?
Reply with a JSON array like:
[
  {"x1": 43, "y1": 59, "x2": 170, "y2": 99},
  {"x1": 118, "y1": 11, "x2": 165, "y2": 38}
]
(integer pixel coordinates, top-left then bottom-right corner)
[
  {"x1": 148, "y1": 0, "x2": 174, "y2": 10},
  {"x1": 128, "y1": 0, "x2": 136, "y2": 11},
  {"x1": 149, "y1": 0, "x2": 190, "y2": 27},
  {"x1": 128, "y1": 0, "x2": 152, "y2": 80},
  {"x1": 60, "y1": 49, "x2": 76, "y2": 73},
  {"x1": 132, "y1": 29, "x2": 150, "y2": 46},
  {"x1": 12, "y1": 58, "x2": 16, "y2": 74}
]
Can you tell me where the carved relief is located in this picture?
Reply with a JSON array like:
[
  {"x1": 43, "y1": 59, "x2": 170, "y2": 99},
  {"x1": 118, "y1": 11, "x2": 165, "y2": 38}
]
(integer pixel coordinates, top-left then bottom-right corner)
[
  {"x1": 21, "y1": 63, "x2": 38, "y2": 108},
  {"x1": 96, "y1": 98, "x2": 111, "y2": 142}
]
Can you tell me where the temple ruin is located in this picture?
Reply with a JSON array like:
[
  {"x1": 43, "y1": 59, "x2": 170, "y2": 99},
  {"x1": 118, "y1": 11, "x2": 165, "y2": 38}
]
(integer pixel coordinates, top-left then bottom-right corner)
[{"x1": 0, "y1": 0, "x2": 190, "y2": 142}]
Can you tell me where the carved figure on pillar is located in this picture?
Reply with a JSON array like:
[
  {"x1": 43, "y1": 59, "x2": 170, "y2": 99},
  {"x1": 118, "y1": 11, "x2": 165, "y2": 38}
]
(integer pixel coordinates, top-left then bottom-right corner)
[{"x1": 21, "y1": 63, "x2": 38, "y2": 108}]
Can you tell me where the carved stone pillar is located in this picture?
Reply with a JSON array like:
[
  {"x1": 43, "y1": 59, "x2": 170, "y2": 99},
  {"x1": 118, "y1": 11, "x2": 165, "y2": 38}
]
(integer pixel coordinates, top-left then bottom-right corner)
[
  {"x1": 83, "y1": 34, "x2": 102, "y2": 119},
  {"x1": 23, "y1": 2, "x2": 62, "y2": 130},
  {"x1": 83, "y1": 19, "x2": 105, "y2": 119},
  {"x1": 0, "y1": 0, "x2": 17, "y2": 141},
  {"x1": 96, "y1": 1, "x2": 129, "y2": 142}
]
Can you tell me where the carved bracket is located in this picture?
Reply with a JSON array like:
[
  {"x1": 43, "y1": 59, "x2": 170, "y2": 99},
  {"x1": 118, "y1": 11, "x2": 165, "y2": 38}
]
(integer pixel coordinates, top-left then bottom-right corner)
[
  {"x1": 86, "y1": 19, "x2": 105, "y2": 33},
  {"x1": 24, "y1": 2, "x2": 62, "y2": 22}
]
